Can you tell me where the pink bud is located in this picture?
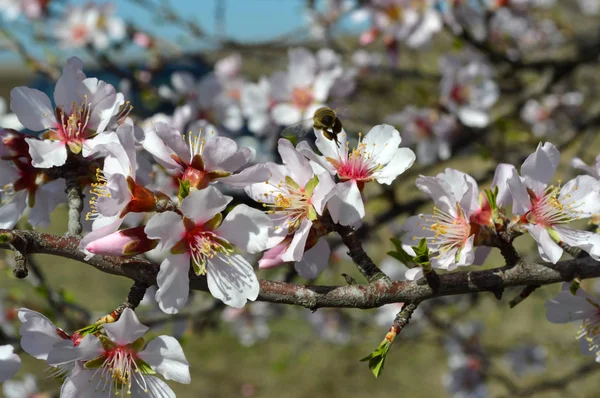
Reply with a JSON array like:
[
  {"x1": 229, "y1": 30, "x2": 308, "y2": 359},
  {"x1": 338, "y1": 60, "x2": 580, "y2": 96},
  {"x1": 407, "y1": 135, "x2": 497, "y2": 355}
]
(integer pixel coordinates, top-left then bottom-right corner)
[
  {"x1": 85, "y1": 226, "x2": 158, "y2": 257},
  {"x1": 258, "y1": 241, "x2": 289, "y2": 269}
]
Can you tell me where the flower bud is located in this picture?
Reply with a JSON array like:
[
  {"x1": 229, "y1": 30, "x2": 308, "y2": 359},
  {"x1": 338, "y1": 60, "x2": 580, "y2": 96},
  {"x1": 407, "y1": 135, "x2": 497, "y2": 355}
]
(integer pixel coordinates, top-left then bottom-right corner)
[{"x1": 85, "y1": 226, "x2": 158, "y2": 257}]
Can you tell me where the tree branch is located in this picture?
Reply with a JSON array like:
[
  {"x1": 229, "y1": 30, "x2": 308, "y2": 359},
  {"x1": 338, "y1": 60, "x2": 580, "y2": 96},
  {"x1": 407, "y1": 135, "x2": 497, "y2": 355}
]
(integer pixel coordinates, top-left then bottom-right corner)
[{"x1": 3, "y1": 229, "x2": 600, "y2": 310}]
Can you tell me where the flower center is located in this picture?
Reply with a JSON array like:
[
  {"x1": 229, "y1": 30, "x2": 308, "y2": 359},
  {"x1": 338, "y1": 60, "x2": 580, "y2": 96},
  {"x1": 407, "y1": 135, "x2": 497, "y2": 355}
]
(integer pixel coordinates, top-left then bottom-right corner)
[
  {"x1": 48, "y1": 98, "x2": 92, "y2": 145},
  {"x1": 72, "y1": 24, "x2": 88, "y2": 42},
  {"x1": 528, "y1": 182, "x2": 582, "y2": 227},
  {"x1": 414, "y1": 204, "x2": 472, "y2": 255},
  {"x1": 330, "y1": 134, "x2": 382, "y2": 182},
  {"x1": 450, "y1": 85, "x2": 470, "y2": 105},
  {"x1": 261, "y1": 177, "x2": 313, "y2": 233},
  {"x1": 414, "y1": 118, "x2": 433, "y2": 139},
  {"x1": 292, "y1": 87, "x2": 314, "y2": 110},
  {"x1": 93, "y1": 346, "x2": 147, "y2": 396},
  {"x1": 577, "y1": 309, "x2": 600, "y2": 355},
  {"x1": 186, "y1": 226, "x2": 233, "y2": 275}
]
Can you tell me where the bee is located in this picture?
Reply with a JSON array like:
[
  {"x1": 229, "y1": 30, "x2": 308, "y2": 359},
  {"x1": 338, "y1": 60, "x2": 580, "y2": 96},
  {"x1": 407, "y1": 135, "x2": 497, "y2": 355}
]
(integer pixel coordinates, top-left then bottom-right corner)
[{"x1": 281, "y1": 106, "x2": 345, "y2": 147}]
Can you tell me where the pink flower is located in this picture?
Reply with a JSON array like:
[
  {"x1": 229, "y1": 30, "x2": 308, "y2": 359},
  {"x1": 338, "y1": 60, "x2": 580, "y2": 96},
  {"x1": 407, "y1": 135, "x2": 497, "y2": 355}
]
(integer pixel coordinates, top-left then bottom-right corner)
[
  {"x1": 507, "y1": 142, "x2": 600, "y2": 263},
  {"x1": 299, "y1": 124, "x2": 415, "y2": 226},
  {"x1": 245, "y1": 139, "x2": 336, "y2": 278},
  {"x1": 10, "y1": 57, "x2": 126, "y2": 168},
  {"x1": 145, "y1": 186, "x2": 271, "y2": 313}
]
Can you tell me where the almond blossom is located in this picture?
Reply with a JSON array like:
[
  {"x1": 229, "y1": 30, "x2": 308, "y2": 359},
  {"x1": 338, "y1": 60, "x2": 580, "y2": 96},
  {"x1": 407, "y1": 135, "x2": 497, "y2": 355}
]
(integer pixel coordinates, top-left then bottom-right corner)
[
  {"x1": 145, "y1": 186, "x2": 271, "y2": 313},
  {"x1": 385, "y1": 106, "x2": 457, "y2": 165},
  {"x1": 521, "y1": 93, "x2": 583, "y2": 137},
  {"x1": 2, "y1": 374, "x2": 40, "y2": 398},
  {"x1": 298, "y1": 124, "x2": 415, "y2": 227},
  {"x1": 45, "y1": 308, "x2": 190, "y2": 397},
  {"x1": 270, "y1": 47, "x2": 341, "y2": 127},
  {"x1": 546, "y1": 284, "x2": 600, "y2": 361},
  {"x1": 245, "y1": 139, "x2": 336, "y2": 278},
  {"x1": 440, "y1": 54, "x2": 499, "y2": 128},
  {"x1": 54, "y1": 3, "x2": 125, "y2": 50},
  {"x1": 507, "y1": 142, "x2": 600, "y2": 263},
  {"x1": 353, "y1": 0, "x2": 442, "y2": 48},
  {"x1": 0, "y1": 129, "x2": 65, "y2": 229},
  {"x1": 10, "y1": 57, "x2": 127, "y2": 168},
  {"x1": 79, "y1": 119, "x2": 156, "y2": 254},
  {"x1": 142, "y1": 122, "x2": 269, "y2": 192},
  {"x1": 0, "y1": 345, "x2": 20, "y2": 382}
]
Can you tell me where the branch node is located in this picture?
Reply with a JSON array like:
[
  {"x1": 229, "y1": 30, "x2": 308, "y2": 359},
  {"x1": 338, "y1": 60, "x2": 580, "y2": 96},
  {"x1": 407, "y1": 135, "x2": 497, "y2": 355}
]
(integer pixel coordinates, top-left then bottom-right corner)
[{"x1": 509, "y1": 284, "x2": 541, "y2": 308}]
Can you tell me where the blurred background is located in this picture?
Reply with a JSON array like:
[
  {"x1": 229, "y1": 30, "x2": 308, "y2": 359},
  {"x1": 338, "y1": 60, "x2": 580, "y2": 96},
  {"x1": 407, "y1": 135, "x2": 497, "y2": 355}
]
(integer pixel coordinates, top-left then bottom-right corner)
[{"x1": 2, "y1": 0, "x2": 600, "y2": 397}]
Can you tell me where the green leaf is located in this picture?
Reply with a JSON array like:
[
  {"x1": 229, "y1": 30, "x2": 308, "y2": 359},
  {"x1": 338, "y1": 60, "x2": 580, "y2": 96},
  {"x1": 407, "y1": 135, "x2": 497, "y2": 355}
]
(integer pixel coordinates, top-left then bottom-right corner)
[
  {"x1": 178, "y1": 179, "x2": 191, "y2": 201},
  {"x1": 360, "y1": 340, "x2": 391, "y2": 378},
  {"x1": 307, "y1": 205, "x2": 318, "y2": 221},
  {"x1": 304, "y1": 175, "x2": 319, "y2": 198},
  {"x1": 387, "y1": 238, "x2": 415, "y2": 267}
]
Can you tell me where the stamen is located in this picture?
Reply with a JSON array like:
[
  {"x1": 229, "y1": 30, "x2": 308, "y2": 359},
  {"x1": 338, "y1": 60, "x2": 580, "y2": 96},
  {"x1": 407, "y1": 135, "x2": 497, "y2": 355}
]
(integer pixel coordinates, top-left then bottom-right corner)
[{"x1": 86, "y1": 168, "x2": 111, "y2": 221}]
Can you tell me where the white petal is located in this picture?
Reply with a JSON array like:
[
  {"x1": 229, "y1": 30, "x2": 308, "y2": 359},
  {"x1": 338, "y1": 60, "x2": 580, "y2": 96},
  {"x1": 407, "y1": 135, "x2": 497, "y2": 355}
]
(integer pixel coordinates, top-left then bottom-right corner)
[
  {"x1": 156, "y1": 254, "x2": 191, "y2": 314},
  {"x1": 202, "y1": 136, "x2": 240, "y2": 171},
  {"x1": 103, "y1": 308, "x2": 148, "y2": 345},
  {"x1": 297, "y1": 141, "x2": 337, "y2": 175},
  {"x1": 218, "y1": 205, "x2": 271, "y2": 253},
  {"x1": 181, "y1": 186, "x2": 232, "y2": 224},
  {"x1": 141, "y1": 128, "x2": 182, "y2": 172},
  {"x1": 415, "y1": 175, "x2": 455, "y2": 214},
  {"x1": 311, "y1": 171, "x2": 336, "y2": 214},
  {"x1": 559, "y1": 175, "x2": 600, "y2": 217},
  {"x1": 507, "y1": 169, "x2": 531, "y2": 216},
  {"x1": 492, "y1": 163, "x2": 517, "y2": 207},
  {"x1": 272, "y1": 103, "x2": 302, "y2": 126},
  {"x1": 362, "y1": 124, "x2": 402, "y2": 166},
  {"x1": 17, "y1": 308, "x2": 63, "y2": 360},
  {"x1": 457, "y1": 108, "x2": 489, "y2": 128},
  {"x1": 46, "y1": 334, "x2": 102, "y2": 366},
  {"x1": 0, "y1": 345, "x2": 20, "y2": 382},
  {"x1": 29, "y1": 179, "x2": 66, "y2": 228},
  {"x1": 278, "y1": 138, "x2": 313, "y2": 187},
  {"x1": 327, "y1": 180, "x2": 364, "y2": 227},
  {"x1": 133, "y1": 376, "x2": 176, "y2": 398},
  {"x1": 0, "y1": 191, "x2": 27, "y2": 229},
  {"x1": 152, "y1": 122, "x2": 190, "y2": 163},
  {"x1": 138, "y1": 336, "x2": 190, "y2": 384},
  {"x1": 375, "y1": 147, "x2": 416, "y2": 185},
  {"x1": 10, "y1": 87, "x2": 55, "y2": 131},
  {"x1": 25, "y1": 139, "x2": 67, "y2": 168},
  {"x1": 281, "y1": 218, "x2": 312, "y2": 262},
  {"x1": 294, "y1": 238, "x2": 330, "y2": 279},
  {"x1": 554, "y1": 227, "x2": 600, "y2": 261},
  {"x1": 207, "y1": 254, "x2": 259, "y2": 308},
  {"x1": 144, "y1": 212, "x2": 185, "y2": 252},
  {"x1": 404, "y1": 267, "x2": 424, "y2": 281},
  {"x1": 545, "y1": 290, "x2": 597, "y2": 323},
  {"x1": 219, "y1": 164, "x2": 271, "y2": 188},
  {"x1": 526, "y1": 224, "x2": 563, "y2": 264},
  {"x1": 521, "y1": 142, "x2": 559, "y2": 195}
]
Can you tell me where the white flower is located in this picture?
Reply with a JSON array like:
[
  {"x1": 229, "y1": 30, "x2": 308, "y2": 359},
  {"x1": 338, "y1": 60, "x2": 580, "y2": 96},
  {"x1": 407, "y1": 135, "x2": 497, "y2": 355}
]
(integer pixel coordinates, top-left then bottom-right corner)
[
  {"x1": 46, "y1": 308, "x2": 190, "y2": 397},
  {"x1": 298, "y1": 124, "x2": 415, "y2": 226},
  {"x1": 0, "y1": 345, "x2": 20, "y2": 382},
  {"x1": 546, "y1": 284, "x2": 600, "y2": 361},
  {"x1": 10, "y1": 57, "x2": 126, "y2": 168},
  {"x1": 0, "y1": 129, "x2": 66, "y2": 229},
  {"x1": 440, "y1": 54, "x2": 499, "y2": 128},
  {"x1": 54, "y1": 4, "x2": 125, "y2": 50},
  {"x1": 401, "y1": 169, "x2": 480, "y2": 279},
  {"x1": 142, "y1": 122, "x2": 269, "y2": 191},
  {"x1": 572, "y1": 154, "x2": 600, "y2": 180},
  {"x1": 159, "y1": 70, "x2": 243, "y2": 134},
  {"x1": 221, "y1": 302, "x2": 272, "y2": 347},
  {"x1": 240, "y1": 77, "x2": 278, "y2": 137},
  {"x1": 0, "y1": 97, "x2": 23, "y2": 130},
  {"x1": 507, "y1": 142, "x2": 600, "y2": 263},
  {"x1": 2, "y1": 374, "x2": 40, "y2": 398},
  {"x1": 245, "y1": 139, "x2": 336, "y2": 278},
  {"x1": 521, "y1": 93, "x2": 582, "y2": 137},
  {"x1": 145, "y1": 186, "x2": 271, "y2": 312},
  {"x1": 270, "y1": 48, "x2": 341, "y2": 126},
  {"x1": 79, "y1": 119, "x2": 156, "y2": 254},
  {"x1": 385, "y1": 106, "x2": 456, "y2": 165},
  {"x1": 355, "y1": 0, "x2": 442, "y2": 48}
]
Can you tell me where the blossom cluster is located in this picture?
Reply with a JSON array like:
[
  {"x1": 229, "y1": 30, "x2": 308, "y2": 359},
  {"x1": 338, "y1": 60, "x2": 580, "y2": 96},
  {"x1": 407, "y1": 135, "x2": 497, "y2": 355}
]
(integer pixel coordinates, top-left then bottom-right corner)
[{"x1": 401, "y1": 141, "x2": 600, "y2": 279}]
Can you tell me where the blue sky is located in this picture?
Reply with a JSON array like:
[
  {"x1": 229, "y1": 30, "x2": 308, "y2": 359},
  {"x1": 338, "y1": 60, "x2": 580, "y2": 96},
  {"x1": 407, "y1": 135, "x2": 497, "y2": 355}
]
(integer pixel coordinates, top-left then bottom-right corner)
[{"x1": 2, "y1": 0, "x2": 362, "y2": 63}]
